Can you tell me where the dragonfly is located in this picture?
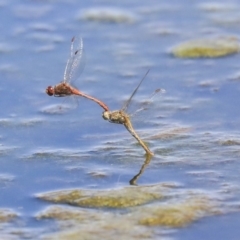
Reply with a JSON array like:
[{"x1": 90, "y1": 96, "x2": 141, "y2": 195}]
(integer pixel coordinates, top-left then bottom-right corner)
[
  {"x1": 102, "y1": 70, "x2": 164, "y2": 156},
  {"x1": 46, "y1": 37, "x2": 109, "y2": 111}
]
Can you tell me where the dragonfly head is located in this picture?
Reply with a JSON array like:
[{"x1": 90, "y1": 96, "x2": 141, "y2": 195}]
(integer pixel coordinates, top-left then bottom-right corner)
[
  {"x1": 102, "y1": 110, "x2": 126, "y2": 124},
  {"x1": 46, "y1": 86, "x2": 54, "y2": 96},
  {"x1": 102, "y1": 111, "x2": 110, "y2": 121}
]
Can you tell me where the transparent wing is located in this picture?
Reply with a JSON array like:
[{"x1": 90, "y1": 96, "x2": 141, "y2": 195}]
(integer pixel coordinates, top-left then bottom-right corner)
[
  {"x1": 63, "y1": 37, "x2": 85, "y2": 84},
  {"x1": 130, "y1": 88, "x2": 165, "y2": 118},
  {"x1": 122, "y1": 69, "x2": 150, "y2": 112}
]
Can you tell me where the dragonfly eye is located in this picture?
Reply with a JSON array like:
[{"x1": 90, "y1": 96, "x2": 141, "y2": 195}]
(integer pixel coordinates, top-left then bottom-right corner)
[
  {"x1": 46, "y1": 86, "x2": 54, "y2": 96},
  {"x1": 102, "y1": 111, "x2": 110, "y2": 120}
]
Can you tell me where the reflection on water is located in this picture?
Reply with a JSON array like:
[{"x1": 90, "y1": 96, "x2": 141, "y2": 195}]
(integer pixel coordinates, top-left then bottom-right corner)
[{"x1": 129, "y1": 153, "x2": 152, "y2": 185}]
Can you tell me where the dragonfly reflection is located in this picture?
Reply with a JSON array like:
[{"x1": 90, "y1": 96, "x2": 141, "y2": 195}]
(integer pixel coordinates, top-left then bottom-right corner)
[{"x1": 129, "y1": 153, "x2": 152, "y2": 185}]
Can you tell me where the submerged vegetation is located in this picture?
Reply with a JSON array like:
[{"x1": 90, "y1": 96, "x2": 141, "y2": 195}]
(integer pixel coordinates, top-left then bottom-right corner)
[
  {"x1": 37, "y1": 185, "x2": 165, "y2": 208},
  {"x1": 36, "y1": 186, "x2": 221, "y2": 239},
  {"x1": 0, "y1": 209, "x2": 17, "y2": 223}
]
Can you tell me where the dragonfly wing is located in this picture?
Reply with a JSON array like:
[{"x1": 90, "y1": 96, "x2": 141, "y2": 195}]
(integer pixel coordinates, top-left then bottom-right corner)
[
  {"x1": 63, "y1": 37, "x2": 85, "y2": 84},
  {"x1": 122, "y1": 69, "x2": 150, "y2": 112},
  {"x1": 130, "y1": 88, "x2": 165, "y2": 118}
]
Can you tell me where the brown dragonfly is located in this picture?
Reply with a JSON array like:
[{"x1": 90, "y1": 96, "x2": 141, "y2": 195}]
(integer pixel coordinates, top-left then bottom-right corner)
[
  {"x1": 46, "y1": 37, "x2": 109, "y2": 111},
  {"x1": 103, "y1": 70, "x2": 163, "y2": 156}
]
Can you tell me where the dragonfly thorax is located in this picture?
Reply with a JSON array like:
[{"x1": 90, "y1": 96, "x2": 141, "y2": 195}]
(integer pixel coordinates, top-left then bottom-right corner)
[
  {"x1": 53, "y1": 83, "x2": 73, "y2": 97},
  {"x1": 102, "y1": 110, "x2": 127, "y2": 124}
]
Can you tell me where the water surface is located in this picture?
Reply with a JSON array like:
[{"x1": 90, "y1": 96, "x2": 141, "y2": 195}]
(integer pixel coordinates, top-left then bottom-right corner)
[{"x1": 0, "y1": 0, "x2": 240, "y2": 239}]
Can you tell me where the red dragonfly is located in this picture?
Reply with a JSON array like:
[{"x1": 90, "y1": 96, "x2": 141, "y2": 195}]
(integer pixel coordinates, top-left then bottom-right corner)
[{"x1": 46, "y1": 37, "x2": 109, "y2": 111}]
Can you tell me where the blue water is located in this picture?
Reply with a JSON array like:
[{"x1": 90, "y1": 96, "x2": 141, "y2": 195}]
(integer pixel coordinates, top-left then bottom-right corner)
[{"x1": 0, "y1": 0, "x2": 240, "y2": 239}]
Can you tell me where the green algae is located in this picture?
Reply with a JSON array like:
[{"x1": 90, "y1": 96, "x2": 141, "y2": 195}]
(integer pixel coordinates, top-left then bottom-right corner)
[
  {"x1": 37, "y1": 185, "x2": 165, "y2": 208},
  {"x1": 139, "y1": 198, "x2": 219, "y2": 227},
  {"x1": 37, "y1": 206, "x2": 154, "y2": 240},
  {"x1": 37, "y1": 195, "x2": 220, "y2": 240},
  {"x1": 36, "y1": 206, "x2": 99, "y2": 222},
  {"x1": 172, "y1": 37, "x2": 240, "y2": 58},
  {"x1": 0, "y1": 209, "x2": 17, "y2": 223}
]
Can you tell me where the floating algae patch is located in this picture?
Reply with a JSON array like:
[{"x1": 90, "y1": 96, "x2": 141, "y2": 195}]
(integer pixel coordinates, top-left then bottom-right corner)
[
  {"x1": 138, "y1": 197, "x2": 220, "y2": 227},
  {"x1": 36, "y1": 206, "x2": 104, "y2": 222},
  {"x1": 172, "y1": 37, "x2": 240, "y2": 58},
  {"x1": 37, "y1": 206, "x2": 154, "y2": 240},
  {"x1": 37, "y1": 185, "x2": 167, "y2": 208},
  {"x1": 36, "y1": 194, "x2": 221, "y2": 239},
  {"x1": 0, "y1": 209, "x2": 18, "y2": 223}
]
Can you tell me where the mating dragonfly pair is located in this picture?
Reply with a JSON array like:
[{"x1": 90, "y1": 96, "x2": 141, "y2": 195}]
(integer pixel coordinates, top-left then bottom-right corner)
[{"x1": 46, "y1": 37, "x2": 164, "y2": 156}]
